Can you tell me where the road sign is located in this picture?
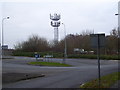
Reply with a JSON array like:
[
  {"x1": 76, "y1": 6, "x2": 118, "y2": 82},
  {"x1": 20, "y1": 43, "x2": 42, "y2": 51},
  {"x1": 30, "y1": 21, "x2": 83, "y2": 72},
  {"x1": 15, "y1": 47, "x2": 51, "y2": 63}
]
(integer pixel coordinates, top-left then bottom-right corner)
[
  {"x1": 90, "y1": 34, "x2": 105, "y2": 48},
  {"x1": 35, "y1": 54, "x2": 40, "y2": 58}
]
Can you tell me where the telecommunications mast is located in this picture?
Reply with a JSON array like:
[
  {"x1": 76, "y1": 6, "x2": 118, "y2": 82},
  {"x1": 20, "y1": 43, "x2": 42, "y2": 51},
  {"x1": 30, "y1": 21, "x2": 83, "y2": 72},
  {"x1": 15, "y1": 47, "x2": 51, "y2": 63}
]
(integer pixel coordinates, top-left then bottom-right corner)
[{"x1": 50, "y1": 13, "x2": 61, "y2": 44}]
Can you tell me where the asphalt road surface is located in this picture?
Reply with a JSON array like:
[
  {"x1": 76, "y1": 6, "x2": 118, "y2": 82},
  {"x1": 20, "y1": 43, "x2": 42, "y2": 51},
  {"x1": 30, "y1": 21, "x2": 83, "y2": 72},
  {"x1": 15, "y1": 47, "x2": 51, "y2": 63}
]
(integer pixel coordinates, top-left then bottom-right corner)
[{"x1": 2, "y1": 56, "x2": 119, "y2": 88}]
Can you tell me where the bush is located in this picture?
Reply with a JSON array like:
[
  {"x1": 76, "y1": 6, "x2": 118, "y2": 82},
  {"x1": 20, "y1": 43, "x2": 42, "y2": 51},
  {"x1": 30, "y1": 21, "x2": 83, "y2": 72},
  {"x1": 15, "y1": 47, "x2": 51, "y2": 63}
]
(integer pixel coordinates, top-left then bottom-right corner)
[
  {"x1": 13, "y1": 51, "x2": 63, "y2": 58},
  {"x1": 13, "y1": 51, "x2": 34, "y2": 57},
  {"x1": 13, "y1": 51, "x2": 119, "y2": 60},
  {"x1": 67, "y1": 54, "x2": 118, "y2": 60}
]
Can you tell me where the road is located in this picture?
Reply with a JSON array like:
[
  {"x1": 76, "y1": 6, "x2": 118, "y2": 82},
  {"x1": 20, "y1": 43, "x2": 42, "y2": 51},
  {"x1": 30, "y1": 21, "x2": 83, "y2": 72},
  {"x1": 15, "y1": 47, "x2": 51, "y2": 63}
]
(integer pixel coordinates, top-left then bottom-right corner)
[{"x1": 2, "y1": 56, "x2": 119, "y2": 88}]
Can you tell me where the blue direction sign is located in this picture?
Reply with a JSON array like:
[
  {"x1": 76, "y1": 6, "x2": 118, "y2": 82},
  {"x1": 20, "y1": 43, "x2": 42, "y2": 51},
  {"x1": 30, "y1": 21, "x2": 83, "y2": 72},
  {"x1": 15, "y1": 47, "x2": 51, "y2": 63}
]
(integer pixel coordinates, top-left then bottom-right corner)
[{"x1": 34, "y1": 54, "x2": 40, "y2": 58}]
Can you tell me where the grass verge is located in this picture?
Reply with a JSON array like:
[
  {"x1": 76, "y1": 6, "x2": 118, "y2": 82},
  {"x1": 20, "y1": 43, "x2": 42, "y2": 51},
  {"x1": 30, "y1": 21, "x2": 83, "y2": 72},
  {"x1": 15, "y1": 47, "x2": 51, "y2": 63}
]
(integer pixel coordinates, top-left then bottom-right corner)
[
  {"x1": 80, "y1": 72, "x2": 120, "y2": 88},
  {"x1": 28, "y1": 61, "x2": 72, "y2": 67}
]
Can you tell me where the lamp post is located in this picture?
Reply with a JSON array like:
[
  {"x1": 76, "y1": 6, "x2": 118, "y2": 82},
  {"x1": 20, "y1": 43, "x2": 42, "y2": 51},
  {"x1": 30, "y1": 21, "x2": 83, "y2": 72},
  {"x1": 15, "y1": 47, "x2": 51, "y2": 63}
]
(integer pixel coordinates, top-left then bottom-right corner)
[
  {"x1": 62, "y1": 23, "x2": 67, "y2": 63},
  {"x1": 2, "y1": 16, "x2": 9, "y2": 47},
  {"x1": 115, "y1": 13, "x2": 120, "y2": 60}
]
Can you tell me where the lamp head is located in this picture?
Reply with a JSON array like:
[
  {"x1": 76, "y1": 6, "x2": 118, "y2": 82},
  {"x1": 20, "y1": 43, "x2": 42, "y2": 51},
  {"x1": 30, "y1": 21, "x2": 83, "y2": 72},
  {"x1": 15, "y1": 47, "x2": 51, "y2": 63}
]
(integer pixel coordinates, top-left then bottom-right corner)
[
  {"x1": 115, "y1": 14, "x2": 119, "y2": 15},
  {"x1": 7, "y1": 17, "x2": 10, "y2": 19}
]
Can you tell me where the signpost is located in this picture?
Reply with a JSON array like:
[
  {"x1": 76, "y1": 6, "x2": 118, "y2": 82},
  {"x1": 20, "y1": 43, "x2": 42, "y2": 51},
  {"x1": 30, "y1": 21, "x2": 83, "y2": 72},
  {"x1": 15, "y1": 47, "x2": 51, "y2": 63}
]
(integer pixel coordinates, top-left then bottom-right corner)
[
  {"x1": 90, "y1": 33, "x2": 105, "y2": 88},
  {"x1": 90, "y1": 34, "x2": 105, "y2": 48}
]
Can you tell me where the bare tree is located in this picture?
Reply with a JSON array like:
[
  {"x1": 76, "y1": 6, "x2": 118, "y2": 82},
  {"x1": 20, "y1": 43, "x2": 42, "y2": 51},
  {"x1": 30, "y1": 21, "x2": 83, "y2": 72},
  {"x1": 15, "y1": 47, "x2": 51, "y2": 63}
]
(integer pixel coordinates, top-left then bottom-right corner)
[{"x1": 14, "y1": 34, "x2": 49, "y2": 52}]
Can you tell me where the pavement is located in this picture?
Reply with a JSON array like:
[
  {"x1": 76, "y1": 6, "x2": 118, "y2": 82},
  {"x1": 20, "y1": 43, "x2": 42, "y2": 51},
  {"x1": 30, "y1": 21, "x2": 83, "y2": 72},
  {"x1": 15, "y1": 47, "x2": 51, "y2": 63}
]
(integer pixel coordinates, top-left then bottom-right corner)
[{"x1": 2, "y1": 72, "x2": 45, "y2": 84}]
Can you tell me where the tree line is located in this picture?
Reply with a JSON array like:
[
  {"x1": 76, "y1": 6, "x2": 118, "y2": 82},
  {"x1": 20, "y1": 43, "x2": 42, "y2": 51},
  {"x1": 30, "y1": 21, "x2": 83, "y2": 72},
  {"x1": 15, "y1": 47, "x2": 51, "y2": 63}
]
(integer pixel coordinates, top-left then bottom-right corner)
[{"x1": 14, "y1": 29, "x2": 119, "y2": 55}]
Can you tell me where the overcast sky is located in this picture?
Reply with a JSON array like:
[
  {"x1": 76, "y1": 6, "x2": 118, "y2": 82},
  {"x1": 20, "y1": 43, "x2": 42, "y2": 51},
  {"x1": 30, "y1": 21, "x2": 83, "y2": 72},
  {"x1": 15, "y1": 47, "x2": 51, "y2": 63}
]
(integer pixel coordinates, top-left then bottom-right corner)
[{"x1": 0, "y1": 0, "x2": 119, "y2": 49}]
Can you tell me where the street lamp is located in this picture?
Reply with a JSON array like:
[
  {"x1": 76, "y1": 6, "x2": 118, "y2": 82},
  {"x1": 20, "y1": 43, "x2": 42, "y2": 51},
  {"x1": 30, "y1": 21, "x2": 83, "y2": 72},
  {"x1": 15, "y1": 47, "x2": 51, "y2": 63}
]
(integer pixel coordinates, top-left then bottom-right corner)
[
  {"x1": 115, "y1": 13, "x2": 120, "y2": 60},
  {"x1": 62, "y1": 23, "x2": 67, "y2": 63},
  {"x1": 1, "y1": 16, "x2": 9, "y2": 47}
]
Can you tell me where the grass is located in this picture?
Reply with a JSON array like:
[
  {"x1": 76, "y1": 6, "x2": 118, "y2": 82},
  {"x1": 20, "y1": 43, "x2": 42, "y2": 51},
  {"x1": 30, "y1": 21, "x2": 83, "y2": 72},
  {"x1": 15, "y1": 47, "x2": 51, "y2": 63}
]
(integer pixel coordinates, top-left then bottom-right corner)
[
  {"x1": 28, "y1": 61, "x2": 72, "y2": 67},
  {"x1": 80, "y1": 72, "x2": 120, "y2": 88}
]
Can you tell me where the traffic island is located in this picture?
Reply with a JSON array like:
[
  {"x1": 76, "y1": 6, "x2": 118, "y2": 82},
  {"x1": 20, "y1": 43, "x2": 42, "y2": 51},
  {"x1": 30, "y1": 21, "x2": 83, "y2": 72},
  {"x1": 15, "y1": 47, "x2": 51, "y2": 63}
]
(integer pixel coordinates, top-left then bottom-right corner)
[
  {"x1": 2, "y1": 72, "x2": 45, "y2": 84},
  {"x1": 28, "y1": 61, "x2": 72, "y2": 67}
]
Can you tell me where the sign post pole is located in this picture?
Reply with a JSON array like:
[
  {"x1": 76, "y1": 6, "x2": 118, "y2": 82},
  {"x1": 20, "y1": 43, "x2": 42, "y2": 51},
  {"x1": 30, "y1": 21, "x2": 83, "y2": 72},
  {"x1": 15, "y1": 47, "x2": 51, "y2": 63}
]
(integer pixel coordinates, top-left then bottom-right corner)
[
  {"x1": 97, "y1": 34, "x2": 101, "y2": 88},
  {"x1": 90, "y1": 33, "x2": 105, "y2": 88}
]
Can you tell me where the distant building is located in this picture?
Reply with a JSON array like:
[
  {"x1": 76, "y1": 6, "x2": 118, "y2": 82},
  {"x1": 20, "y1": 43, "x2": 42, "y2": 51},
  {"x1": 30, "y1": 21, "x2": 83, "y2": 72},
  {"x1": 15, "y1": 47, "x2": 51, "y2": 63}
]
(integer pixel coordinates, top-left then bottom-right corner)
[
  {"x1": 2, "y1": 45, "x2": 8, "y2": 50},
  {"x1": 1, "y1": 45, "x2": 14, "y2": 56}
]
